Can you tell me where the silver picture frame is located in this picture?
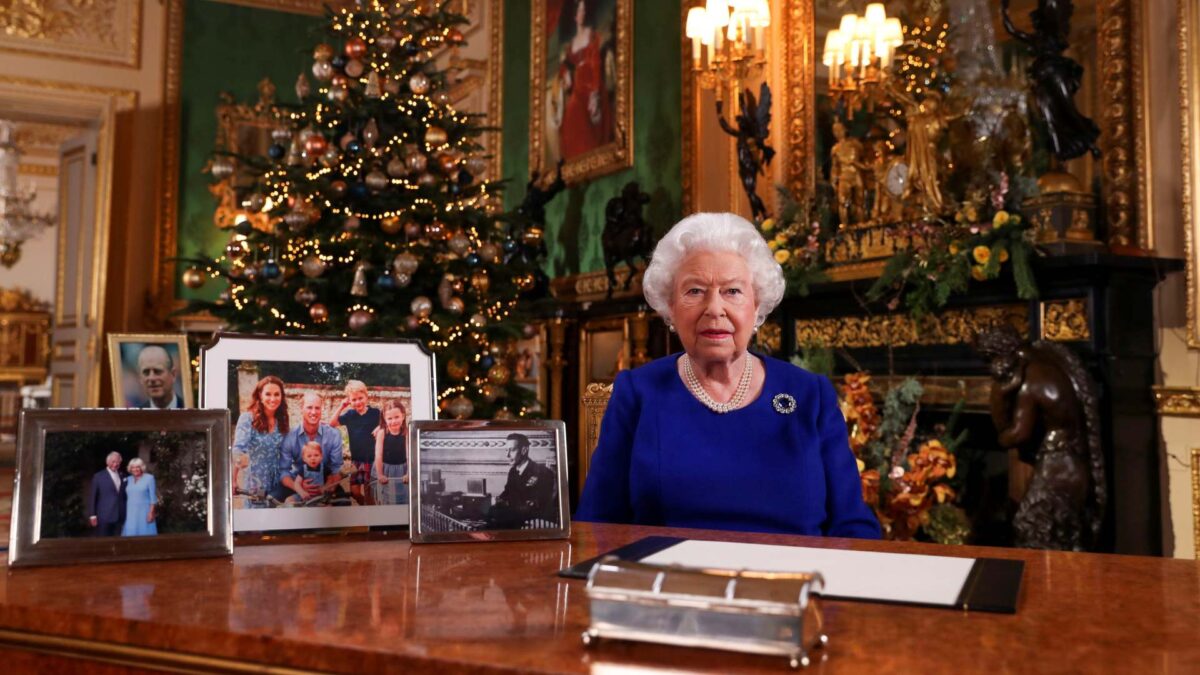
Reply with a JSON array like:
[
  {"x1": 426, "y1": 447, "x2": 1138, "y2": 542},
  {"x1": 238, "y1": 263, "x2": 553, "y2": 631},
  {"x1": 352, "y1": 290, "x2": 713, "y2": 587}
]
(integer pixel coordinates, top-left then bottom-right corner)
[
  {"x1": 8, "y1": 409, "x2": 232, "y2": 568},
  {"x1": 199, "y1": 333, "x2": 436, "y2": 533},
  {"x1": 409, "y1": 419, "x2": 570, "y2": 544}
]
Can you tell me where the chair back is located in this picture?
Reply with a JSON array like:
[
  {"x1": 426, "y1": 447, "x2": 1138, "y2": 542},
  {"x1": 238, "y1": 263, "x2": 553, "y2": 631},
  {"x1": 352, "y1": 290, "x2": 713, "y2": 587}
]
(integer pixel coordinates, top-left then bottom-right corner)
[{"x1": 579, "y1": 382, "x2": 614, "y2": 494}]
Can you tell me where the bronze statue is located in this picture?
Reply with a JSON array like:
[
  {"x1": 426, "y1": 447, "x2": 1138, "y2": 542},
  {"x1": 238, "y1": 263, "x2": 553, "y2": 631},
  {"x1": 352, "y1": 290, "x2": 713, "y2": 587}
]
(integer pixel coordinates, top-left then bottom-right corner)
[
  {"x1": 601, "y1": 180, "x2": 651, "y2": 297},
  {"x1": 1001, "y1": 0, "x2": 1101, "y2": 161},
  {"x1": 828, "y1": 120, "x2": 867, "y2": 227},
  {"x1": 716, "y1": 82, "x2": 775, "y2": 221},
  {"x1": 975, "y1": 326, "x2": 1105, "y2": 551},
  {"x1": 516, "y1": 159, "x2": 566, "y2": 229}
]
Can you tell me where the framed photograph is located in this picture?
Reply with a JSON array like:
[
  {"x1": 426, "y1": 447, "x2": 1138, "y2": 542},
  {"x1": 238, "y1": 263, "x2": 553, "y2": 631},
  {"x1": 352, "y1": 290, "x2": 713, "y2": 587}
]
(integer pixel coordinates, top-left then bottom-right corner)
[
  {"x1": 107, "y1": 333, "x2": 195, "y2": 409},
  {"x1": 8, "y1": 409, "x2": 232, "y2": 568},
  {"x1": 529, "y1": 0, "x2": 633, "y2": 184},
  {"x1": 409, "y1": 419, "x2": 569, "y2": 544},
  {"x1": 199, "y1": 334, "x2": 436, "y2": 532}
]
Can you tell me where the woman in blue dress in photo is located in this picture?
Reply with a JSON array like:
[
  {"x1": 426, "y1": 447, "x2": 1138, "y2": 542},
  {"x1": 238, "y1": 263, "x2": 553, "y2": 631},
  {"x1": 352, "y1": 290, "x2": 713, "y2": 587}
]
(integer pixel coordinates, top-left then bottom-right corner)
[
  {"x1": 576, "y1": 212, "x2": 880, "y2": 538},
  {"x1": 232, "y1": 375, "x2": 289, "y2": 508},
  {"x1": 121, "y1": 457, "x2": 158, "y2": 537}
]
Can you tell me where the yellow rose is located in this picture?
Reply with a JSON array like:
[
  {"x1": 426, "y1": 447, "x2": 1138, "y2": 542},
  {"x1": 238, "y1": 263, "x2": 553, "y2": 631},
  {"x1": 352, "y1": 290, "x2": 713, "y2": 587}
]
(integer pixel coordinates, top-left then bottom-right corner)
[
  {"x1": 998, "y1": 248, "x2": 1010, "y2": 263},
  {"x1": 761, "y1": 218, "x2": 776, "y2": 232},
  {"x1": 971, "y1": 265, "x2": 987, "y2": 281},
  {"x1": 965, "y1": 207, "x2": 978, "y2": 222},
  {"x1": 972, "y1": 245, "x2": 991, "y2": 264},
  {"x1": 775, "y1": 232, "x2": 789, "y2": 244},
  {"x1": 792, "y1": 248, "x2": 805, "y2": 261},
  {"x1": 993, "y1": 211, "x2": 1011, "y2": 228},
  {"x1": 774, "y1": 249, "x2": 791, "y2": 264},
  {"x1": 768, "y1": 240, "x2": 779, "y2": 251},
  {"x1": 948, "y1": 243, "x2": 960, "y2": 255}
]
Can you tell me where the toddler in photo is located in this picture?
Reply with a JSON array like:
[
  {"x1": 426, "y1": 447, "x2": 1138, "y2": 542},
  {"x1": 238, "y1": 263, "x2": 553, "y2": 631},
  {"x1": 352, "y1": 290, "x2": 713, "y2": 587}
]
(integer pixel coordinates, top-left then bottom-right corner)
[
  {"x1": 271, "y1": 441, "x2": 347, "y2": 506},
  {"x1": 331, "y1": 379, "x2": 381, "y2": 506}
]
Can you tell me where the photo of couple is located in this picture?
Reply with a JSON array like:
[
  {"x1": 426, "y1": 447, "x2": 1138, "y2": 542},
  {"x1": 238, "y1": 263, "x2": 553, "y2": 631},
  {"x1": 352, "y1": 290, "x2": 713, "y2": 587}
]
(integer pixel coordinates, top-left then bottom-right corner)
[
  {"x1": 228, "y1": 360, "x2": 412, "y2": 517},
  {"x1": 38, "y1": 430, "x2": 210, "y2": 541}
]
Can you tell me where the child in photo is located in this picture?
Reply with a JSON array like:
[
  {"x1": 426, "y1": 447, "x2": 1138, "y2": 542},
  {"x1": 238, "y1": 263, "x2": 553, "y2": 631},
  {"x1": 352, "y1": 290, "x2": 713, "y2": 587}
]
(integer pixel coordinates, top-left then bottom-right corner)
[
  {"x1": 271, "y1": 441, "x2": 348, "y2": 506},
  {"x1": 331, "y1": 379, "x2": 381, "y2": 506},
  {"x1": 373, "y1": 399, "x2": 409, "y2": 505}
]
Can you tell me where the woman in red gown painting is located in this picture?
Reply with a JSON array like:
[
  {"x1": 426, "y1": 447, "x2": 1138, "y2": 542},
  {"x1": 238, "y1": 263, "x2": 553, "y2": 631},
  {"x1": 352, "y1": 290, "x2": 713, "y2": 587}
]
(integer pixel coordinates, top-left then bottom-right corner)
[{"x1": 555, "y1": 0, "x2": 613, "y2": 160}]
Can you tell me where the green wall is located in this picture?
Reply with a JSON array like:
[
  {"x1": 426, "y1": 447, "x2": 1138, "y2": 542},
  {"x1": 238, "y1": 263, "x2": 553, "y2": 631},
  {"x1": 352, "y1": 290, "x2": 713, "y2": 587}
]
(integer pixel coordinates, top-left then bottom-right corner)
[
  {"x1": 175, "y1": 0, "x2": 322, "y2": 300},
  {"x1": 501, "y1": 0, "x2": 682, "y2": 278}
]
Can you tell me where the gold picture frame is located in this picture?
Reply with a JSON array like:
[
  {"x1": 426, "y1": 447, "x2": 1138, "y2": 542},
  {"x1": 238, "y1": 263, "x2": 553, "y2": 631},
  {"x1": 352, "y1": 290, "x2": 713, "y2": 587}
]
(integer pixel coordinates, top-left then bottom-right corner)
[
  {"x1": 529, "y1": 0, "x2": 634, "y2": 184},
  {"x1": 207, "y1": 78, "x2": 284, "y2": 234},
  {"x1": 107, "y1": 333, "x2": 195, "y2": 409},
  {"x1": 1192, "y1": 447, "x2": 1200, "y2": 559},
  {"x1": 1182, "y1": 0, "x2": 1200, "y2": 347}
]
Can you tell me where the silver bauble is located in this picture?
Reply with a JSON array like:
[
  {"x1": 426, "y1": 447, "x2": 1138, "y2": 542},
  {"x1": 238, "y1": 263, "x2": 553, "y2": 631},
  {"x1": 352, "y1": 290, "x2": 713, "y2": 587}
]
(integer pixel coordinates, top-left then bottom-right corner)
[
  {"x1": 393, "y1": 251, "x2": 420, "y2": 275},
  {"x1": 408, "y1": 73, "x2": 430, "y2": 94},
  {"x1": 411, "y1": 295, "x2": 434, "y2": 318},
  {"x1": 210, "y1": 157, "x2": 235, "y2": 180},
  {"x1": 365, "y1": 170, "x2": 389, "y2": 191},
  {"x1": 312, "y1": 60, "x2": 334, "y2": 81},
  {"x1": 300, "y1": 255, "x2": 326, "y2": 278},
  {"x1": 448, "y1": 233, "x2": 471, "y2": 256},
  {"x1": 386, "y1": 156, "x2": 407, "y2": 177}
]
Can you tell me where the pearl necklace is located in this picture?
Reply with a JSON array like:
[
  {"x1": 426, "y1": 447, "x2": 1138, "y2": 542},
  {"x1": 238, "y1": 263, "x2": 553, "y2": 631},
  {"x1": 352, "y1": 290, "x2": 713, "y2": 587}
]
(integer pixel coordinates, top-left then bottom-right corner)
[{"x1": 681, "y1": 354, "x2": 754, "y2": 414}]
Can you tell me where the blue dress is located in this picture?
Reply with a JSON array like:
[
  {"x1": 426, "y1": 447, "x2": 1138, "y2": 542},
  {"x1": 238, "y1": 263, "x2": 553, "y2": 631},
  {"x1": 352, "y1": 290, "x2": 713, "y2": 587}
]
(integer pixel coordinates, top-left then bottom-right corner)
[
  {"x1": 234, "y1": 412, "x2": 285, "y2": 508},
  {"x1": 121, "y1": 474, "x2": 158, "y2": 537},
  {"x1": 576, "y1": 353, "x2": 881, "y2": 538}
]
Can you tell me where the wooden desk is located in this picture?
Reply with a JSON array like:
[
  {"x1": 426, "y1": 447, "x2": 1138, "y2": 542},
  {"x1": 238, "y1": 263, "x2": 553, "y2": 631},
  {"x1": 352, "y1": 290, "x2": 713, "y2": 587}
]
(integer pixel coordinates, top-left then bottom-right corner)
[{"x1": 1, "y1": 523, "x2": 1198, "y2": 673}]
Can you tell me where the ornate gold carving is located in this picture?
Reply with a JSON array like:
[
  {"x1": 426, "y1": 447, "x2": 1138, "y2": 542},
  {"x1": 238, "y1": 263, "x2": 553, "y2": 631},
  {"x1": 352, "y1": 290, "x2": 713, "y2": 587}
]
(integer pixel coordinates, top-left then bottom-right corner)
[
  {"x1": 212, "y1": 0, "x2": 327, "y2": 15},
  {"x1": 868, "y1": 375, "x2": 992, "y2": 412},
  {"x1": 0, "y1": 288, "x2": 49, "y2": 313},
  {"x1": 208, "y1": 79, "x2": 282, "y2": 233},
  {"x1": 1192, "y1": 448, "x2": 1200, "y2": 559},
  {"x1": 1182, "y1": 0, "x2": 1200, "y2": 348},
  {"x1": 794, "y1": 305, "x2": 1028, "y2": 349},
  {"x1": 784, "y1": 0, "x2": 815, "y2": 196},
  {"x1": 1152, "y1": 386, "x2": 1200, "y2": 416},
  {"x1": 0, "y1": 288, "x2": 51, "y2": 386},
  {"x1": 18, "y1": 164, "x2": 57, "y2": 177},
  {"x1": 156, "y1": 0, "x2": 187, "y2": 319},
  {"x1": 681, "y1": 1, "x2": 695, "y2": 214},
  {"x1": 549, "y1": 263, "x2": 645, "y2": 304},
  {"x1": 1040, "y1": 299, "x2": 1090, "y2": 341},
  {"x1": 0, "y1": 0, "x2": 141, "y2": 67},
  {"x1": 528, "y1": 0, "x2": 633, "y2": 183},
  {"x1": 486, "y1": 0, "x2": 503, "y2": 188},
  {"x1": 1098, "y1": 0, "x2": 1140, "y2": 249}
]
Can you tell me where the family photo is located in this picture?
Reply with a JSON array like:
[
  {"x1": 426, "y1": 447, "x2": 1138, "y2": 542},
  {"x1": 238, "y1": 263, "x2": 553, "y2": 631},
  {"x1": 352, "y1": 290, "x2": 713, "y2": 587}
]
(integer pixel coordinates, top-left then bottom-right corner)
[
  {"x1": 38, "y1": 429, "x2": 210, "y2": 541},
  {"x1": 227, "y1": 359, "x2": 413, "y2": 523},
  {"x1": 412, "y1": 424, "x2": 567, "y2": 542}
]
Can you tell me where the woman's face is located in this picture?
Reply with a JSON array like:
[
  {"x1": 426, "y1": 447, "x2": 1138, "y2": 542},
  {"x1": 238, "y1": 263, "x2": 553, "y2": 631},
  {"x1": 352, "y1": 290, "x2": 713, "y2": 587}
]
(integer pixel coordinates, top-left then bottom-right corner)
[
  {"x1": 385, "y1": 406, "x2": 406, "y2": 434},
  {"x1": 575, "y1": 0, "x2": 586, "y2": 27},
  {"x1": 669, "y1": 250, "x2": 758, "y2": 367},
  {"x1": 130, "y1": 463, "x2": 144, "y2": 477},
  {"x1": 261, "y1": 383, "x2": 283, "y2": 414}
]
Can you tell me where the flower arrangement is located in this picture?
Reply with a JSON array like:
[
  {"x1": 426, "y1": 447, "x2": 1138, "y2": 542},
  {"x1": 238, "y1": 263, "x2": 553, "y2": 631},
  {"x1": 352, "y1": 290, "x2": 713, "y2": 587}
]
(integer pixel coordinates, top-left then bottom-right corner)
[
  {"x1": 839, "y1": 375, "x2": 972, "y2": 544},
  {"x1": 756, "y1": 189, "x2": 834, "y2": 296}
]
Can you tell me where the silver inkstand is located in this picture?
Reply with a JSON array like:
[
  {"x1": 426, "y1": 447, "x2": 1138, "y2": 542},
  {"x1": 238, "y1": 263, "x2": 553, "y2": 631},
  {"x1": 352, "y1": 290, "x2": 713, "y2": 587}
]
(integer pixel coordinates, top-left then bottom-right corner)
[{"x1": 582, "y1": 556, "x2": 828, "y2": 668}]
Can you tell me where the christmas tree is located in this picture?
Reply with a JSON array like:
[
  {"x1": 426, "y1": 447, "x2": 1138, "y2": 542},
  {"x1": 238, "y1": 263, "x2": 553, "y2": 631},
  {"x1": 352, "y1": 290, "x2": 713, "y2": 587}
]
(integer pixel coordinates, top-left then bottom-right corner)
[{"x1": 181, "y1": 0, "x2": 546, "y2": 420}]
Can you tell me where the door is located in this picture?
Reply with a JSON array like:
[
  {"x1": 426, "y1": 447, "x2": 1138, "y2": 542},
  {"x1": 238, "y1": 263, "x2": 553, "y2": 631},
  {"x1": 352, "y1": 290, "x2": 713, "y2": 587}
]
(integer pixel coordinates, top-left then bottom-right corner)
[{"x1": 49, "y1": 130, "x2": 100, "y2": 406}]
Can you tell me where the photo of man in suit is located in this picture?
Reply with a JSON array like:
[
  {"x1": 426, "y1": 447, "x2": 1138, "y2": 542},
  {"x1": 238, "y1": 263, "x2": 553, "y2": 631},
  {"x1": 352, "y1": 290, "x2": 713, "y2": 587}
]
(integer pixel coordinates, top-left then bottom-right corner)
[
  {"x1": 136, "y1": 345, "x2": 184, "y2": 409},
  {"x1": 88, "y1": 451, "x2": 126, "y2": 536},
  {"x1": 487, "y1": 433, "x2": 558, "y2": 529}
]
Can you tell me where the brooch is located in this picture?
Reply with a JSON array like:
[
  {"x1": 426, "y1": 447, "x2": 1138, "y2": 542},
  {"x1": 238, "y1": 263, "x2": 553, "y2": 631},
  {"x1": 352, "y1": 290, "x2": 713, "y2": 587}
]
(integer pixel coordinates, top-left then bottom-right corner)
[{"x1": 772, "y1": 393, "x2": 797, "y2": 415}]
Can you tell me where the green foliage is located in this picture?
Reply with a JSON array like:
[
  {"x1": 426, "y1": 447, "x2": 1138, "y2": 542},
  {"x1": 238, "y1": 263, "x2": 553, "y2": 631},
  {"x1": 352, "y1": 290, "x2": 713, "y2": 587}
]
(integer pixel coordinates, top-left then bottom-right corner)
[{"x1": 791, "y1": 345, "x2": 834, "y2": 378}]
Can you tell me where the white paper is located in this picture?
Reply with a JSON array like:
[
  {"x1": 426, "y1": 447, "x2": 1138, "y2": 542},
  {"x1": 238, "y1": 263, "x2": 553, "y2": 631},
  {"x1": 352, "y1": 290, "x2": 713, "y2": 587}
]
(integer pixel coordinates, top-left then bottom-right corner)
[{"x1": 642, "y1": 540, "x2": 975, "y2": 607}]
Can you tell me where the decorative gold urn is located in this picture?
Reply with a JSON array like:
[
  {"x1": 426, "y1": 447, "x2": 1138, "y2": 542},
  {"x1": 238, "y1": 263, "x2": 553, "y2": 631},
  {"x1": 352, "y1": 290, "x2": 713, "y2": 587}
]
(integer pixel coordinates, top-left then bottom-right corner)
[{"x1": 1022, "y1": 169, "x2": 1103, "y2": 253}]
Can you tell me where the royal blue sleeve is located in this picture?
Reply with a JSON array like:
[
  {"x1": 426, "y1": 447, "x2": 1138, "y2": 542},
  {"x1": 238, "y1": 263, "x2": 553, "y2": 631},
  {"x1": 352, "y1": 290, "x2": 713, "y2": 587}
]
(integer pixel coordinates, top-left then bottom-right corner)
[
  {"x1": 815, "y1": 377, "x2": 881, "y2": 539},
  {"x1": 575, "y1": 369, "x2": 639, "y2": 523}
]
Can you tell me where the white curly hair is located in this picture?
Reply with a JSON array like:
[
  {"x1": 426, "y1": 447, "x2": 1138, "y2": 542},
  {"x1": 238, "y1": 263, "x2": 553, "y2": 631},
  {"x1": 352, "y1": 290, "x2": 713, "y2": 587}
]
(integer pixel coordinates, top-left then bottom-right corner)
[
  {"x1": 127, "y1": 457, "x2": 146, "y2": 472},
  {"x1": 642, "y1": 212, "x2": 785, "y2": 328}
]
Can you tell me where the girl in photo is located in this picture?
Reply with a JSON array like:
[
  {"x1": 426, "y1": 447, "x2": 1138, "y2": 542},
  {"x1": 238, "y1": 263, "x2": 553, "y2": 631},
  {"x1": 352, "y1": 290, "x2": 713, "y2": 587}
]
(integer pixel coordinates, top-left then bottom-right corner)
[{"x1": 373, "y1": 399, "x2": 409, "y2": 505}]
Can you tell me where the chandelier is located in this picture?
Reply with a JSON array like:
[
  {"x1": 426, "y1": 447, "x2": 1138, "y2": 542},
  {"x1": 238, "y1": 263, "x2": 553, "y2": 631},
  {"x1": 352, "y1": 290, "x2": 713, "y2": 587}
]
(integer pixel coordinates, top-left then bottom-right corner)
[
  {"x1": 822, "y1": 4, "x2": 903, "y2": 111},
  {"x1": 0, "y1": 121, "x2": 54, "y2": 268},
  {"x1": 685, "y1": 0, "x2": 771, "y2": 100}
]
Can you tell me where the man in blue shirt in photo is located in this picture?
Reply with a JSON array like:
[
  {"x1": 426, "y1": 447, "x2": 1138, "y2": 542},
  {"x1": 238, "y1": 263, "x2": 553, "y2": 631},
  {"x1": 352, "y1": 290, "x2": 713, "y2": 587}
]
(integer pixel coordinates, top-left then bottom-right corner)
[{"x1": 275, "y1": 392, "x2": 345, "y2": 503}]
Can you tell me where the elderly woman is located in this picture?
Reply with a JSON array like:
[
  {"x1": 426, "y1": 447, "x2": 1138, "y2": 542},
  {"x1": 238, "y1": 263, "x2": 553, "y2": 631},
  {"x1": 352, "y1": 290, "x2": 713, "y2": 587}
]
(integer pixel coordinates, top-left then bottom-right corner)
[
  {"x1": 121, "y1": 458, "x2": 158, "y2": 537},
  {"x1": 576, "y1": 213, "x2": 880, "y2": 538}
]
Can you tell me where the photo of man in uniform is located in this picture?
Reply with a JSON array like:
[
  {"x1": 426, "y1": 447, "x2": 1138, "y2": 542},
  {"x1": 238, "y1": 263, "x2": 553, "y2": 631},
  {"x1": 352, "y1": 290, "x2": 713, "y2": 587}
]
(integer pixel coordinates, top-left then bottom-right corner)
[{"x1": 487, "y1": 433, "x2": 557, "y2": 528}]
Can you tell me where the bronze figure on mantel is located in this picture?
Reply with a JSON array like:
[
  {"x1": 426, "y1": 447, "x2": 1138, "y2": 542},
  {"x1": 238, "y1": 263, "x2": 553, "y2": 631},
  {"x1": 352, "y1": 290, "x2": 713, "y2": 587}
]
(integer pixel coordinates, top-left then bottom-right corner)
[
  {"x1": 715, "y1": 82, "x2": 775, "y2": 222},
  {"x1": 976, "y1": 326, "x2": 1105, "y2": 551},
  {"x1": 601, "y1": 180, "x2": 652, "y2": 297}
]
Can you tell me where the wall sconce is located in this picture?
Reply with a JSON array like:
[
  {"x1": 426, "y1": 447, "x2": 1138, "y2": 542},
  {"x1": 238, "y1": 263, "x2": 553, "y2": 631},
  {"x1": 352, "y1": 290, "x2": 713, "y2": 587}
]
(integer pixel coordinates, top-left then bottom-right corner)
[{"x1": 685, "y1": 0, "x2": 770, "y2": 102}]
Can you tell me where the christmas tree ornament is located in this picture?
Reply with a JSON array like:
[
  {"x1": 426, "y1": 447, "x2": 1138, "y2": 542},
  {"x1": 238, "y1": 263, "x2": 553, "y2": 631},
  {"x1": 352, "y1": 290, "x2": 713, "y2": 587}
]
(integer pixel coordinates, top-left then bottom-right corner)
[
  {"x1": 329, "y1": 85, "x2": 348, "y2": 102},
  {"x1": 468, "y1": 313, "x2": 486, "y2": 329},
  {"x1": 344, "y1": 59, "x2": 365, "y2": 78},
  {"x1": 349, "y1": 308, "x2": 375, "y2": 330},
  {"x1": 331, "y1": 74, "x2": 349, "y2": 89},
  {"x1": 349, "y1": 182, "x2": 369, "y2": 200},
  {"x1": 329, "y1": 179, "x2": 348, "y2": 197},
  {"x1": 465, "y1": 253, "x2": 480, "y2": 266},
  {"x1": 235, "y1": 219, "x2": 254, "y2": 236},
  {"x1": 446, "y1": 395, "x2": 474, "y2": 419},
  {"x1": 365, "y1": 170, "x2": 389, "y2": 191},
  {"x1": 446, "y1": 28, "x2": 465, "y2": 45},
  {"x1": 242, "y1": 264, "x2": 260, "y2": 283},
  {"x1": 432, "y1": 90, "x2": 452, "y2": 106},
  {"x1": 312, "y1": 60, "x2": 334, "y2": 81},
  {"x1": 480, "y1": 354, "x2": 495, "y2": 369},
  {"x1": 383, "y1": 76, "x2": 402, "y2": 96},
  {"x1": 425, "y1": 220, "x2": 448, "y2": 240},
  {"x1": 408, "y1": 73, "x2": 430, "y2": 94},
  {"x1": 522, "y1": 226, "x2": 544, "y2": 246},
  {"x1": 339, "y1": 132, "x2": 356, "y2": 150},
  {"x1": 404, "y1": 220, "x2": 423, "y2": 239},
  {"x1": 406, "y1": 153, "x2": 428, "y2": 173},
  {"x1": 344, "y1": 36, "x2": 367, "y2": 59},
  {"x1": 424, "y1": 126, "x2": 448, "y2": 146},
  {"x1": 294, "y1": 287, "x2": 317, "y2": 305},
  {"x1": 502, "y1": 238, "x2": 518, "y2": 253},
  {"x1": 478, "y1": 242, "x2": 500, "y2": 263},
  {"x1": 395, "y1": 272, "x2": 412, "y2": 287},
  {"x1": 286, "y1": 138, "x2": 304, "y2": 166},
  {"x1": 256, "y1": 295, "x2": 271, "y2": 308},
  {"x1": 376, "y1": 270, "x2": 397, "y2": 291},
  {"x1": 346, "y1": 139, "x2": 362, "y2": 154},
  {"x1": 470, "y1": 269, "x2": 490, "y2": 293},
  {"x1": 304, "y1": 134, "x2": 328, "y2": 156},
  {"x1": 438, "y1": 274, "x2": 454, "y2": 306},
  {"x1": 320, "y1": 146, "x2": 340, "y2": 168},
  {"x1": 217, "y1": 288, "x2": 232, "y2": 304},
  {"x1": 487, "y1": 363, "x2": 511, "y2": 386},
  {"x1": 411, "y1": 295, "x2": 434, "y2": 318},
  {"x1": 436, "y1": 152, "x2": 458, "y2": 174},
  {"x1": 350, "y1": 262, "x2": 370, "y2": 296},
  {"x1": 494, "y1": 407, "x2": 515, "y2": 420},
  {"x1": 417, "y1": 172, "x2": 437, "y2": 188},
  {"x1": 514, "y1": 272, "x2": 535, "y2": 291},
  {"x1": 271, "y1": 126, "x2": 292, "y2": 143},
  {"x1": 465, "y1": 156, "x2": 487, "y2": 175},
  {"x1": 393, "y1": 251, "x2": 419, "y2": 275},
  {"x1": 404, "y1": 314, "x2": 421, "y2": 331},
  {"x1": 445, "y1": 296, "x2": 465, "y2": 315},
  {"x1": 182, "y1": 266, "x2": 207, "y2": 289},
  {"x1": 331, "y1": 54, "x2": 346, "y2": 69},
  {"x1": 244, "y1": 193, "x2": 267, "y2": 211},
  {"x1": 225, "y1": 238, "x2": 248, "y2": 260},
  {"x1": 365, "y1": 71, "x2": 382, "y2": 98},
  {"x1": 481, "y1": 384, "x2": 502, "y2": 402},
  {"x1": 309, "y1": 302, "x2": 329, "y2": 323},
  {"x1": 362, "y1": 118, "x2": 380, "y2": 148},
  {"x1": 313, "y1": 43, "x2": 333, "y2": 61},
  {"x1": 268, "y1": 144, "x2": 285, "y2": 160},
  {"x1": 295, "y1": 73, "x2": 311, "y2": 99},
  {"x1": 446, "y1": 358, "x2": 469, "y2": 380},
  {"x1": 262, "y1": 259, "x2": 282, "y2": 280},
  {"x1": 300, "y1": 254, "x2": 326, "y2": 278},
  {"x1": 450, "y1": 276, "x2": 465, "y2": 294},
  {"x1": 376, "y1": 34, "x2": 397, "y2": 52},
  {"x1": 386, "y1": 156, "x2": 407, "y2": 177},
  {"x1": 284, "y1": 210, "x2": 310, "y2": 231},
  {"x1": 340, "y1": 216, "x2": 359, "y2": 232},
  {"x1": 210, "y1": 157, "x2": 235, "y2": 180},
  {"x1": 448, "y1": 233, "x2": 471, "y2": 255}
]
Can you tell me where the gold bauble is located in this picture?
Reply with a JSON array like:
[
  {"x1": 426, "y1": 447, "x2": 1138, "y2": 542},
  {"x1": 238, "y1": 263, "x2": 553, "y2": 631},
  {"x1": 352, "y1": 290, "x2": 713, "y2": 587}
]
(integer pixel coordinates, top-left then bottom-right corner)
[
  {"x1": 470, "y1": 270, "x2": 490, "y2": 294},
  {"x1": 481, "y1": 384, "x2": 502, "y2": 402},
  {"x1": 487, "y1": 363, "x2": 511, "y2": 386},
  {"x1": 446, "y1": 395, "x2": 474, "y2": 420},
  {"x1": 494, "y1": 407, "x2": 515, "y2": 420},
  {"x1": 309, "y1": 302, "x2": 329, "y2": 323},
  {"x1": 447, "y1": 358, "x2": 469, "y2": 380},
  {"x1": 425, "y1": 126, "x2": 448, "y2": 146},
  {"x1": 514, "y1": 273, "x2": 535, "y2": 292},
  {"x1": 182, "y1": 267, "x2": 206, "y2": 289},
  {"x1": 445, "y1": 296, "x2": 465, "y2": 315},
  {"x1": 380, "y1": 216, "x2": 403, "y2": 235},
  {"x1": 468, "y1": 313, "x2": 486, "y2": 329},
  {"x1": 522, "y1": 226, "x2": 544, "y2": 247}
]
